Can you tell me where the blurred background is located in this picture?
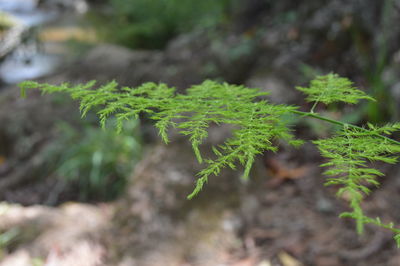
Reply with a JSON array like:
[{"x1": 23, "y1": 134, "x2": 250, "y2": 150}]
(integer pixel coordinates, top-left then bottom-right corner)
[{"x1": 1, "y1": 0, "x2": 400, "y2": 265}]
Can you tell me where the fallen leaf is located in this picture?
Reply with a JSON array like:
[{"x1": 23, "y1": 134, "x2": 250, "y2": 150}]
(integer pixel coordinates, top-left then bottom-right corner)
[
  {"x1": 265, "y1": 158, "x2": 309, "y2": 186},
  {"x1": 278, "y1": 251, "x2": 303, "y2": 266}
]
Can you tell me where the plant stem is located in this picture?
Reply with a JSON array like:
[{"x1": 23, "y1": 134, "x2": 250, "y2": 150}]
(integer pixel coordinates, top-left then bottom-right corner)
[
  {"x1": 310, "y1": 101, "x2": 319, "y2": 113},
  {"x1": 290, "y1": 110, "x2": 400, "y2": 145}
]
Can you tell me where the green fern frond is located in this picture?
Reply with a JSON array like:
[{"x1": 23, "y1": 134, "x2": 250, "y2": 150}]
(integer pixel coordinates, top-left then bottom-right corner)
[
  {"x1": 187, "y1": 102, "x2": 298, "y2": 199},
  {"x1": 20, "y1": 79, "x2": 298, "y2": 199},
  {"x1": 296, "y1": 73, "x2": 375, "y2": 105},
  {"x1": 314, "y1": 124, "x2": 400, "y2": 234},
  {"x1": 340, "y1": 212, "x2": 400, "y2": 247},
  {"x1": 395, "y1": 233, "x2": 400, "y2": 248},
  {"x1": 19, "y1": 75, "x2": 400, "y2": 246}
]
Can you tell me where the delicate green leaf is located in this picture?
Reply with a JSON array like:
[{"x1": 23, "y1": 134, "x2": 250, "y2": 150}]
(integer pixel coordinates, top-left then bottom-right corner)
[
  {"x1": 18, "y1": 74, "x2": 400, "y2": 246},
  {"x1": 314, "y1": 124, "x2": 400, "y2": 238},
  {"x1": 296, "y1": 73, "x2": 375, "y2": 105}
]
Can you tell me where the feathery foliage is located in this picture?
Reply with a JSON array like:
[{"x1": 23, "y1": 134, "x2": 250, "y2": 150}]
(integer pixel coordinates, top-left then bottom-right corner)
[
  {"x1": 313, "y1": 124, "x2": 400, "y2": 235},
  {"x1": 296, "y1": 73, "x2": 375, "y2": 105},
  {"x1": 19, "y1": 73, "x2": 400, "y2": 246},
  {"x1": 20, "y1": 80, "x2": 300, "y2": 198}
]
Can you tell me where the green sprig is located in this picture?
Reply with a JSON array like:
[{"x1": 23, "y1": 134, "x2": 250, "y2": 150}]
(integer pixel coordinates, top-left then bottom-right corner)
[
  {"x1": 19, "y1": 74, "x2": 400, "y2": 246},
  {"x1": 296, "y1": 73, "x2": 375, "y2": 105}
]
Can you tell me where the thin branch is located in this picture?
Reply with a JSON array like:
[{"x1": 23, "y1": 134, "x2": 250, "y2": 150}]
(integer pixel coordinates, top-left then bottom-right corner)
[{"x1": 290, "y1": 110, "x2": 400, "y2": 146}]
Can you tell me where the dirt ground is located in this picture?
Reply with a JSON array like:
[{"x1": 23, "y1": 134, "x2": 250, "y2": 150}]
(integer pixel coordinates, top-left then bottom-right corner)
[{"x1": 1, "y1": 127, "x2": 400, "y2": 265}]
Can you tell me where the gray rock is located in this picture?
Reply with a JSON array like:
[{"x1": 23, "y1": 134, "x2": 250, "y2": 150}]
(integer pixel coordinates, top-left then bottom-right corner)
[{"x1": 246, "y1": 71, "x2": 301, "y2": 104}]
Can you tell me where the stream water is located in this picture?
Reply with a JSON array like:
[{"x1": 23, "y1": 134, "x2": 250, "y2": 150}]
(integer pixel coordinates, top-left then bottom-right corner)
[{"x1": 0, "y1": 0, "x2": 89, "y2": 84}]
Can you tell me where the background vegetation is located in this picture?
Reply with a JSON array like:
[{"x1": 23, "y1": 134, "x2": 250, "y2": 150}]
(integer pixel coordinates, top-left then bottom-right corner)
[
  {"x1": 46, "y1": 118, "x2": 141, "y2": 201},
  {"x1": 89, "y1": 0, "x2": 233, "y2": 49}
]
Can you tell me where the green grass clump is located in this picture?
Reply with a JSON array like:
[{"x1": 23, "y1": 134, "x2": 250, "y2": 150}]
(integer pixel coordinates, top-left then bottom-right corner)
[{"x1": 47, "y1": 119, "x2": 141, "y2": 201}]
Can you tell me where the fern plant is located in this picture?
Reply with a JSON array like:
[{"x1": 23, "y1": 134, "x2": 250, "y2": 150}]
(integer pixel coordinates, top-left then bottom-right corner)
[{"x1": 19, "y1": 73, "x2": 400, "y2": 246}]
